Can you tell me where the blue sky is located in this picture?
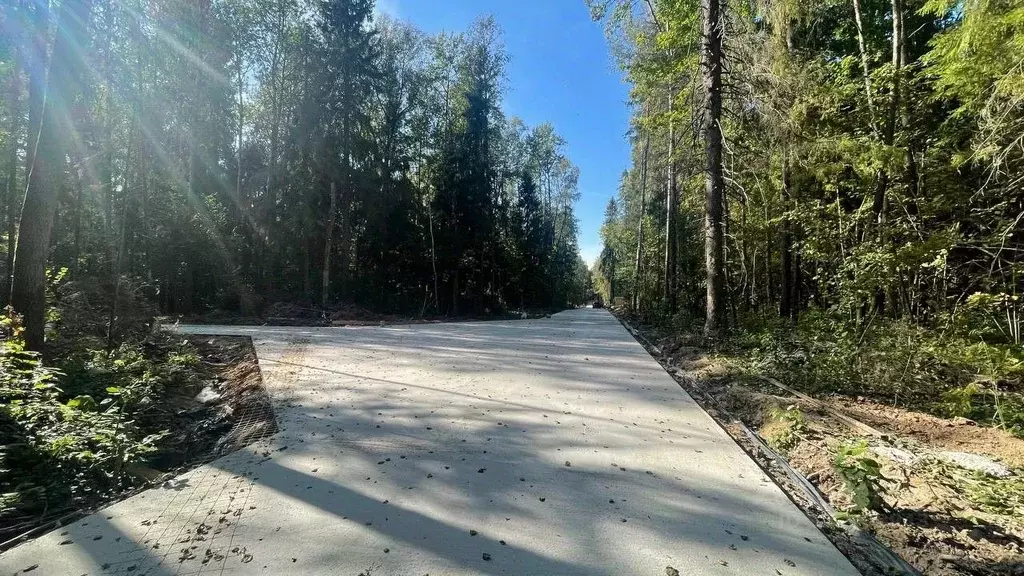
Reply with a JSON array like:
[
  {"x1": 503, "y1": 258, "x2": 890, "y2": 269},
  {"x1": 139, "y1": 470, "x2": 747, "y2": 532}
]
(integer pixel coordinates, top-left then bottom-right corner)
[{"x1": 375, "y1": 0, "x2": 632, "y2": 266}]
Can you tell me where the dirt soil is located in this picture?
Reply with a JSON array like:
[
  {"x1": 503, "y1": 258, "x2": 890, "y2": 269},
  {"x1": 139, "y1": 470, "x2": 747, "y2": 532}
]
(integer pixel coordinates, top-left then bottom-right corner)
[
  {"x1": 172, "y1": 335, "x2": 277, "y2": 460},
  {"x1": 618, "y1": 314, "x2": 1024, "y2": 576},
  {"x1": 136, "y1": 335, "x2": 276, "y2": 472},
  {"x1": 833, "y1": 399, "x2": 1024, "y2": 469}
]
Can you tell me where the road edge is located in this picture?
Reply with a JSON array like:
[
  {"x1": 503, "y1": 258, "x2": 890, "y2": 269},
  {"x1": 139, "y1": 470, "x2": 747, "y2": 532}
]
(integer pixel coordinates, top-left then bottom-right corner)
[{"x1": 611, "y1": 312, "x2": 920, "y2": 576}]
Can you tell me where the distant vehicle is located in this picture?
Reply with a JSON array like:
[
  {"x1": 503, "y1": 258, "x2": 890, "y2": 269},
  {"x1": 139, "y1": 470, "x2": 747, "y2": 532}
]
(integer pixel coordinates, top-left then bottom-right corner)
[{"x1": 592, "y1": 298, "x2": 604, "y2": 309}]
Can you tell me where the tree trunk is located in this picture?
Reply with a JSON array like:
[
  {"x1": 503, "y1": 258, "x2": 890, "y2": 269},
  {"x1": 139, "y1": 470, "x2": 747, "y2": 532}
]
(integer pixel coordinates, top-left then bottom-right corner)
[
  {"x1": 24, "y1": 0, "x2": 48, "y2": 183},
  {"x1": 702, "y1": 0, "x2": 727, "y2": 338},
  {"x1": 322, "y1": 181, "x2": 337, "y2": 309},
  {"x1": 740, "y1": 192, "x2": 750, "y2": 310},
  {"x1": 632, "y1": 128, "x2": 650, "y2": 312},
  {"x1": 780, "y1": 152, "x2": 795, "y2": 319},
  {"x1": 236, "y1": 56, "x2": 244, "y2": 209},
  {"x1": 607, "y1": 249, "x2": 616, "y2": 303},
  {"x1": 872, "y1": 0, "x2": 903, "y2": 224},
  {"x1": 140, "y1": 146, "x2": 151, "y2": 283},
  {"x1": 664, "y1": 91, "x2": 677, "y2": 313},
  {"x1": 429, "y1": 205, "x2": 439, "y2": 313},
  {"x1": 868, "y1": 0, "x2": 904, "y2": 314},
  {"x1": 451, "y1": 268, "x2": 459, "y2": 316},
  {"x1": 303, "y1": 239, "x2": 311, "y2": 300},
  {"x1": 185, "y1": 1, "x2": 201, "y2": 317},
  {"x1": 107, "y1": 163, "x2": 129, "y2": 348},
  {"x1": 102, "y1": 93, "x2": 115, "y2": 272},
  {"x1": 263, "y1": 5, "x2": 285, "y2": 292},
  {"x1": 852, "y1": 0, "x2": 877, "y2": 135},
  {"x1": 72, "y1": 158, "x2": 84, "y2": 278},
  {"x1": 898, "y1": 14, "x2": 919, "y2": 203},
  {"x1": 12, "y1": 0, "x2": 91, "y2": 350},
  {"x1": 3, "y1": 53, "x2": 22, "y2": 305},
  {"x1": 101, "y1": 4, "x2": 115, "y2": 274},
  {"x1": 10, "y1": 0, "x2": 49, "y2": 307}
]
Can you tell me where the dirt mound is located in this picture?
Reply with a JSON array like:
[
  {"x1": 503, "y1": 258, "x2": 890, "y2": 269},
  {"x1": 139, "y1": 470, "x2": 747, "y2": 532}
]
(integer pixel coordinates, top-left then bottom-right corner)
[
  {"x1": 264, "y1": 301, "x2": 326, "y2": 321},
  {"x1": 834, "y1": 398, "x2": 1024, "y2": 469},
  {"x1": 328, "y1": 302, "x2": 390, "y2": 322}
]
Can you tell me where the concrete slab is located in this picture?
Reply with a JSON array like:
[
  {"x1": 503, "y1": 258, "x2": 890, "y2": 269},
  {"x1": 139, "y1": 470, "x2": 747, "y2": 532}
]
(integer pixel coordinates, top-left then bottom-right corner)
[{"x1": 0, "y1": 309, "x2": 860, "y2": 575}]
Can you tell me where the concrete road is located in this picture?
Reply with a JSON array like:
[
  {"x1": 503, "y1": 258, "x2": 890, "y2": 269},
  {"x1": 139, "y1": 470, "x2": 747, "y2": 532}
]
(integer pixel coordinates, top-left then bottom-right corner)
[{"x1": 0, "y1": 309, "x2": 859, "y2": 575}]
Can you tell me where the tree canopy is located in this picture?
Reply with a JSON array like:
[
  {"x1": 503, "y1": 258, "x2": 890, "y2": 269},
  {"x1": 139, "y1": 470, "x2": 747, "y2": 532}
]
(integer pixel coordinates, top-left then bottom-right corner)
[
  {"x1": 591, "y1": 0, "x2": 1023, "y2": 330},
  {"x1": 0, "y1": 0, "x2": 592, "y2": 349},
  {"x1": 590, "y1": 0, "x2": 1024, "y2": 415}
]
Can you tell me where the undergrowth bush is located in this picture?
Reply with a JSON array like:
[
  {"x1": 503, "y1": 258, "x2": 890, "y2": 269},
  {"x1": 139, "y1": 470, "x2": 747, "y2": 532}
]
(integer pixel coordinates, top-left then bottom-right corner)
[
  {"x1": 0, "y1": 307, "x2": 200, "y2": 538},
  {"x1": 732, "y1": 308, "x2": 1024, "y2": 435},
  {"x1": 764, "y1": 405, "x2": 806, "y2": 453},
  {"x1": 48, "y1": 274, "x2": 160, "y2": 352}
]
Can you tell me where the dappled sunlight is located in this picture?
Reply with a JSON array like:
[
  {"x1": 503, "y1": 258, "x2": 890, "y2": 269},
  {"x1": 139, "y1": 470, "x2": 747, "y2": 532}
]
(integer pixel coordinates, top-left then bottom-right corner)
[
  {"x1": 0, "y1": 0, "x2": 1017, "y2": 572},
  {"x1": 0, "y1": 310, "x2": 856, "y2": 574},
  {"x1": 180, "y1": 309, "x2": 853, "y2": 574}
]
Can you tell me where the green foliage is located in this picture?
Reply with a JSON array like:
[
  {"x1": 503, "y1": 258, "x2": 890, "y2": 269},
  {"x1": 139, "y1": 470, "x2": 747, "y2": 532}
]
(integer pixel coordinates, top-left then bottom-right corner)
[
  {"x1": 764, "y1": 404, "x2": 807, "y2": 453},
  {"x1": 923, "y1": 0, "x2": 1024, "y2": 160},
  {"x1": 939, "y1": 382, "x2": 986, "y2": 420},
  {"x1": 733, "y1": 309, "x2": 1024, "y2": 429},
  {"x1": 922, "y1": 458, "x2": 1024, "y2": 519},
  {"x1": 832, "y1": 440, "x2": 889, "y2": 513},
  {"x1": 0, "y1": 311, "x2": 196, "y2": 530},
  {"x1": 961, "y1": 292, "x2": 1023, "y2": 345},
  {"x1": 2, "y1": 0, "x2": 589, "y2": 329},
  {"x1": 735, "y1": 312, "x2": 860, "y2": 396},
  {"x1": 939, "y1": 382, "x2": 1024, "y2": 437},
  {"x1": 591, "y1": 0, "x2": 1024, "y2": 435},
  {"x1": 958, "y1": 470, "x2": 1024, "y2": 518}
]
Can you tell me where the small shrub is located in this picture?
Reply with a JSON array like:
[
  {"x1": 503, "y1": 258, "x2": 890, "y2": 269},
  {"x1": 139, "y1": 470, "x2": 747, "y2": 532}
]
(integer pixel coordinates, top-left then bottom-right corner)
[
  {"x1": 832, "y1": 439, "x2": 889, "y2": 513},
  {"x1": 939, "y1": 382, "x2": 984, "y2": 419},
  {"x1": 995, "y1": 395, "x2": 1024, "y2": 437},
  {"x1": 938, "y1": 381, "x2": 1024, "y2": 437},
  {"x1": 764, "y1": 404, "x2": 807, "y2": 452}
]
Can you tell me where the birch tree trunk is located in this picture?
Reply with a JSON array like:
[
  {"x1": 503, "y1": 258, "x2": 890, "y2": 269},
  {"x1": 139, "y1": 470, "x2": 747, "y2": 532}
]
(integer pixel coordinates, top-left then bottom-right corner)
[
  {"x1": 872, "y1": 0, "x2": 904, "y2": 224},
  {"x1": 664, "y1": 91, "x2": 677, "y2": 313},
  {"x1": 3, "y1": 53, "x2": 22, "y2": 305},
  {"x1": 852, "y1": 0, "x2": 877, "y2": 134}
]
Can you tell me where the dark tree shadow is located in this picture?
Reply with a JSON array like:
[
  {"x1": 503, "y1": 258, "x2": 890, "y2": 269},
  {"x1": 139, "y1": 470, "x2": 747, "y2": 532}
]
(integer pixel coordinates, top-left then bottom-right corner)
[{"x1": 1, "y1": 310, "x2": 860, "y2": 575}]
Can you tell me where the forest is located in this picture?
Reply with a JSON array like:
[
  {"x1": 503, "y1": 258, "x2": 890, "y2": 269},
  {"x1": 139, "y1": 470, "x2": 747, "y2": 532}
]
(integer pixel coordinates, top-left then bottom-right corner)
[
  {"x1": 1, "y1": 0, "x2": 592, "y2": 352},
  {"x1": 585, "y1": 2, "x2": 1024, "y2": 569},
  {"x1": 2, "y1": 0, "x2": 1024, "y2": 570},
  {"x1": 589, "y1": 0, "x2": 1024, "y2": 429},
  {"x1": 0, "y1": 0, "x2": 593, "y2": 543}
]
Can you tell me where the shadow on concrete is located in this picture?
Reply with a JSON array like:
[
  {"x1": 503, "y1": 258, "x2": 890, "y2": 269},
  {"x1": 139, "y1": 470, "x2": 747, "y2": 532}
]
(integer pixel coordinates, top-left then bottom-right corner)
[{"x1": 0, "y1": 310, "x2": 856, "y2": 575}]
